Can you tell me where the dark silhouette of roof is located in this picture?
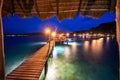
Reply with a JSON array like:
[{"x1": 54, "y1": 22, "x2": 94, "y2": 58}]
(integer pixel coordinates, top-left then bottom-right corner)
[{"x1": 2, "y1": 0, "x2": 116, "y2": 20}]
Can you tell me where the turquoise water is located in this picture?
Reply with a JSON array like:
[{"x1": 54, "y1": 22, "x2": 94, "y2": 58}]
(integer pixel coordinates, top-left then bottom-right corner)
[
  {"x1": 4, "y1": 36, "x2": 119, "y2": 80},
  {"x1": 46, "y1": 37, "x2": 119, "y2": 80},
  {"x1": 4, "y1": 36, "x2": 47, "y2": 75}
]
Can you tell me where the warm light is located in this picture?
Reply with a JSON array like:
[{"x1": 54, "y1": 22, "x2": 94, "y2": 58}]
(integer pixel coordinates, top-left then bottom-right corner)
[
  {"x1": 73, "y1": 33, "x2": 76, "y2": 37},
  {"x1": 59, "y1": 34, "x2": 62, "y2": 37},
  {"x1": 45, "y1": 28, "x2": 51, "y2": 34},
  {"x1": 82, "y1": 33, "x2": 85, "y2": 36},
  {"x1": 86, "y1": 33, "x2": 89, "y2": 36},
  {"x1": 91, "y1": 38, "x2": 103, "y2": 54},
  {"x1": 79, "y1": 34, "x2": 82, "y2": 37},
  {"x1": 51, "y1": 32, "x2": 56, "y2": 37},
  {"x1": 93, "y1": 34, "x2": 97, "y2": 37},
  {"x1": 66, "y1": 33, "x2": 69, "y2": 37},
  {"x1": 84, "y1": 41, "x2": 89, "y2": 52},
  {"x1": 107, "y1": 37, "x2": 110, "y2": 42},
  {"x1": 61, "y1": 33, "x2": 64, "y2": 35},
  {"x1": 107, "y1": 34, "x2": 110, "y2": 37},
  {"x1": 64, "y1": 46, "x2": 71, "y2": 59},
  {"x1": 72, "y1": 42, "x2": 77, "y2": 54}
]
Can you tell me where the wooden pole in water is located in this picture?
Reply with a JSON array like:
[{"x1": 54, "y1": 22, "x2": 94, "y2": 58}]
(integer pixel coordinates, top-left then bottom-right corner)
[
  {"x1": 0, "y1": 0, "x2": 5, "y2": 79},
  {"x1": 44, "y1": 61, "x2": 48, "y2": 78}
]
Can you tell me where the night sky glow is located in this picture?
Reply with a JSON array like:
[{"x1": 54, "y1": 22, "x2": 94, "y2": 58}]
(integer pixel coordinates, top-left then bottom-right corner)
[{"x1": 2, "y1": 11, "x2": 116, "y2": 33}]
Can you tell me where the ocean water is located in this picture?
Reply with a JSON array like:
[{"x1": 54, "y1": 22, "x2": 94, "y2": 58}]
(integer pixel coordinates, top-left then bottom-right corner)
[
  {"x1": 46, "y1": 37, "x2": 119, "y2": 80},
  {"x1": 4, "y1": 36, "x2": 47, "y2": 75},
  {"x1": 4, "y1": 36, "x2": 119, "y2": 80}
]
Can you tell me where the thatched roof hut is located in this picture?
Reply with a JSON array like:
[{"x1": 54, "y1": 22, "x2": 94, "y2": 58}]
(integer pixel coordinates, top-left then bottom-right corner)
[{"x1": 2, "y1": 0, "x2": 116, "y2": 20}]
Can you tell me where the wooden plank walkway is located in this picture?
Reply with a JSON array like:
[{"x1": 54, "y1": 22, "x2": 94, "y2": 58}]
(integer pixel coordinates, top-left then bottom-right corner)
[{"x1": 6, "y1": 41, "x2": 54, "y2": 80}]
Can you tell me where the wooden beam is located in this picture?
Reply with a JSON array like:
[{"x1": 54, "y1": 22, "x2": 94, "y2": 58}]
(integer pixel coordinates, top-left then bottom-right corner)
[
  {"x1": 13, "y1": 1, "x2": 110, "y2": 7},
  {"x1": 11, "y1": 0, "x2": 15, "y2": 16},
  {"x1": 116, "y1": 0, "x2": 120, "y2": 53},
  {"x1": 77, "y1": 0, "x2": 82, "y2": 14},
  {"x1": 0, "y1": 0, "x2": 5, "y2": 80},
  {"x1": 116, "y1": 0, "x2": 120, "y2": 80},
  {"x1": 56, "y1": 0, "x2": 59, "y2": 15},
  {"x1": 110, "y1": 0, "x2": 116, "y2": 12},
  {"x1": 34, "y1": 0, "x2": 40, "y2": 17}
]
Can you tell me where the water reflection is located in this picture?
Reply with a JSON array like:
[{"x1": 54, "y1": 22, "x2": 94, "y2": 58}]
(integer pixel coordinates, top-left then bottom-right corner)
[
  {"x1": 46, "y1": 38, "x2": 118, "y2": 80},
  {"x1": 91, "y1": 38, "x2": 103, "y2": 54},
  {"x1": 84, "y1": 41, "x2": 89, "y2": 52},
  {"x1": 52, "y1": 48, "x2": 58, "y2": 59},
  {"x1": 107, "y1": 37, "x2": 110, "y2": 42},
  {"x1": 91, "y1": 38, "x2": 103, "y2": 60},
  {"x1": 30, "y1": 42, "x2": 47, "y2": 46},
  {"x1": 64, "y1": 42, "x2": 82, "y2": 46},
  {"x1": 53, "y1": 46, "x2": 64, "y2": 59},
  {"x1": 72, "y1": 42, "x2": 77, "y2": 54},
  {"x1": 83, "y1": 38, "x2": 104, "y2": 61},
  {"x1": 46, "y1": 60, "x2": 57, "y2": 80},
  {"x1": 64, "y1": 46, "x2": 71, "y2": 59}
]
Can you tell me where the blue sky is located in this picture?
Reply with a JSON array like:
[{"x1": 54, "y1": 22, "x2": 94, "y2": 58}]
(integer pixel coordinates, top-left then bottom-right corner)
[{"x1": 2, "y1": 11, "x2": 116, "y2": 33}]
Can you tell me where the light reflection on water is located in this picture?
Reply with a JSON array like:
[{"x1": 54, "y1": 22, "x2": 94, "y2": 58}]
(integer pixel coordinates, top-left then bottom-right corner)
[
  {"x1": 83, "y1": 38, "x2": 105, "y2": 61},
  {"x1": 91, "y1": 38, "x2": 103, "y2": 53},
  {"x1": 84, "y1": 41, "x2": 89, "y2": 52},
  {"x1": 64, "y1": 46, "x2": 71, "y2": 59},
  {"x1": 91, "y1": 38, "x2": 103, "y2": 60},
  {"x1": 30, "y1": 42, "x2": 47, "y2": 46},
  {"x1": 46, "y1": 37, "x2": 119, "y2": 80},
  {"x1": 71, "y1": 42, "x2": 77, "y2": 54}
]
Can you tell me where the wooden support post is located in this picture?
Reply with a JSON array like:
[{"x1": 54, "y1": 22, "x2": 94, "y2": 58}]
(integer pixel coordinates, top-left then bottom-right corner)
[
  {"x1": 47, "y1": 33, "x2": 51, "y2": 56},
  {"x1": 44, "y1": 61, "x2": 48, "y2": 78},
  {"x1": 116, "y1": 0, "x2": 120, "y2": 53},
  {"x1": 116, "y1": 0, "x2": 120, "y2": 79},
  {"x1": 67, "y1": 37, "x2": 68, "y2": 45},
  {"x1": 0, "y1": 0, "x2": 5, "y2": 80}
]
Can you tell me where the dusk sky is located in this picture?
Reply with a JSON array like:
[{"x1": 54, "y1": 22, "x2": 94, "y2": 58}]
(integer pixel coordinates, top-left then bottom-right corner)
[{"x1": 2, "y1": 11, "x2": 116, "y2": 34}]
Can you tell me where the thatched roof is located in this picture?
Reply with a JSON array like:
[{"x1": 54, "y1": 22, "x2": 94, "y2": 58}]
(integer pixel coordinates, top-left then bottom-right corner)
[{"x1": 2, "y1": 0, "x2": 116, "y2": 20}]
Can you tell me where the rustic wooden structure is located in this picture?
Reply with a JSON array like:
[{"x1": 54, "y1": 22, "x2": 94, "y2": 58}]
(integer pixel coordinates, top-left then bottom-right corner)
[
  {"x1": 6, "y1": 41, "x2": 54, "y2": 80},
  {"x1": 116, "y1": 0, "x2": 120, "y2": 78},
  {"x1": 116, "y1": 0, "x2": 120, "y2": 53},
  {"x1": 0, "y1": 0, "x2": 119, "y2": 79},
  {"x1": 0, "y1": 0, "x2": 5, "y2": 80},
  {"x1": 2, "y1": 0, "x2": 116, "y2": 20}
]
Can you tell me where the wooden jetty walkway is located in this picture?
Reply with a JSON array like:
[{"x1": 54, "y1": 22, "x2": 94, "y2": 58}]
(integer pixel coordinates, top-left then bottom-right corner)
[{"x1": 6, "y1": 41, "x2": 54, "y2": 80}]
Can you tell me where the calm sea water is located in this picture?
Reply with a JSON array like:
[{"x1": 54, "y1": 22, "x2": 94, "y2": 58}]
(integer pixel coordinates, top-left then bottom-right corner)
[
  {"x1": 4, "y1": 36, "x2": 119, "y2": 80},
  {"x1": 4, "y1": 36, "x2": 47, "y2": 75},
  {"x1": 46, "y1": 37, "x2": 119, "y2": 80}
]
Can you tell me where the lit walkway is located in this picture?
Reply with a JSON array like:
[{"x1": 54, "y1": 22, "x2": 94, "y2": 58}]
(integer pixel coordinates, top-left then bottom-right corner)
[{"x1": 6, "y1": 41, "x2": 54, "y2": 80}]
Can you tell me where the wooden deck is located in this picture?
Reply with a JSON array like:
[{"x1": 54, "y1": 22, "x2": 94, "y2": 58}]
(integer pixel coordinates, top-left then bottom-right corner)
[{"x1": 6, "y1": 41, "x2": 54, "y2": 80}]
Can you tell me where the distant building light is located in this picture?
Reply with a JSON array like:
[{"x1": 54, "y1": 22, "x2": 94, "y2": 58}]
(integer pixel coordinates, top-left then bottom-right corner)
[
  {"x1": 73, "y1": 34, "x2": 76, "y2": 37},
  {"x1": 51, "y1": 32, "x2": 56, "y2": 37},
  {"x1": 66, "y1": 33, "x2": 69, "y2": 37}
]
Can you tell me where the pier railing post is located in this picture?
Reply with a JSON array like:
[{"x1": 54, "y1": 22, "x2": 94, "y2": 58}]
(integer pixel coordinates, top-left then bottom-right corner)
[
  {"x1": 47, "y1": 33, "x2": 51, "y2": 56},
  {"x1": 44, "y1": 61, "x2": 48, "y2": 78},
  {"x1": 0, "y1": 0, "x2": 6, "y2": 79}
]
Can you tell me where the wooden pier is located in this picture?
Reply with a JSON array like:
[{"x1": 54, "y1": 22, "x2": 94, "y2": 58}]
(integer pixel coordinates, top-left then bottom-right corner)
[{"x1": 6, "y1": 41, "x2": 54, "y2": 80}]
